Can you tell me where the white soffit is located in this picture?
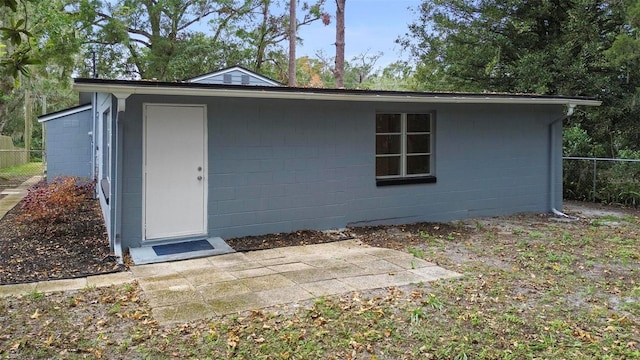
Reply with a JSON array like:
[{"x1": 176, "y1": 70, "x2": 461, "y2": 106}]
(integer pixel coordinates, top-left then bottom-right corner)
[{"x1": 73, "y1": 83, "x2": 602, "y2": 107}]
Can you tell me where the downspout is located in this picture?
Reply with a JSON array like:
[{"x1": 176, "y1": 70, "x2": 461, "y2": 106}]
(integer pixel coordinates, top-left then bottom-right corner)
[
  {"x1": 111, "y1": 93, "x2": 129, "y2": 265},
  {"x1": 549, "y1": 104, "x2": 575, "y2": 218},
  {"x1": 112, "y1": 103, "x2": 124, "y2": 264}
]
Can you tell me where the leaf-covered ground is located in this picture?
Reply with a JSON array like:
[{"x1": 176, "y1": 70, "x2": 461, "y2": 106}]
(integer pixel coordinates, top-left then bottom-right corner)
[
  {"x1": 1, "y1": 202, "x2": 639, "y2": 359},
  {"x1": 0, "y1": 196, "x2": 121, "y2": 285}
]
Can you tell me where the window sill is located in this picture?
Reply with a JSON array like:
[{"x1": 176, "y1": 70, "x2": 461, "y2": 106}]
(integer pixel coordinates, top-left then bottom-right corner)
[{"x1": 376, "y1": 176, "x2": 437, "y2": 187}]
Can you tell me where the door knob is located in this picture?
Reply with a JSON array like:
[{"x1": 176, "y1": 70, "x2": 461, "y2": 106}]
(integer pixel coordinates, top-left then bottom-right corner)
[{"x1": 197, "y1": 176, "x2": 203, "y2": 180}]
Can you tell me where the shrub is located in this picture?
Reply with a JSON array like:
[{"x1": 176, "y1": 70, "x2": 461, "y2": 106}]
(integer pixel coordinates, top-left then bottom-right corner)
[
  {"x1": 564, "y1": 158, "x2": 640, "y2": 207},
  {"x1": 18, "y1": 177, "x2": 95, "y2": 232}
]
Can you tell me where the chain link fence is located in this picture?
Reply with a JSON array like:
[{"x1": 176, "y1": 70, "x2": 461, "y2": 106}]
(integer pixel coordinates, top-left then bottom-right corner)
[
  {"x1": 564, "y1": 157, "x2": 640, "y2": 207},
  {"x1": 0, "y1": 150, "x2": 45, "y2": 195}
]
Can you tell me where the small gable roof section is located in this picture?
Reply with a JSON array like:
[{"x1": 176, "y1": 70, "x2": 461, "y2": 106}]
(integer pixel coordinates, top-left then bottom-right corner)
[
  {"x1": 186, "y1": 66, "x2": 282, "y2": 87},
  {"x1": 37, "y1": 103, "x2": 92, "y2": 123}
]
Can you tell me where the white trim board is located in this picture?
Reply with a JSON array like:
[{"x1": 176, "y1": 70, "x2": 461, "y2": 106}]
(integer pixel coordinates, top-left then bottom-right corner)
[
  {"x1": 38, "y1": 104, "x2": 92, "y2": 123},
  {"x1": 73, "y1": 82, "x2": 602, "y2": 107}
]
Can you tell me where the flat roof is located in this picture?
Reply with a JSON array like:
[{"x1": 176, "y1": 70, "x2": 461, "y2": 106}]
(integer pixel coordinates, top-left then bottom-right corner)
[{"x1": 73, "y1": 78, "x2": 602, "y2": 107}]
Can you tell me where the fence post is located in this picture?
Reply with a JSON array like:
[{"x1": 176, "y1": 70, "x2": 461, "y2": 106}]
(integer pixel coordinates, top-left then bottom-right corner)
[{"x1": 592, "y1": 159, "x2": 597, "y2": 202}]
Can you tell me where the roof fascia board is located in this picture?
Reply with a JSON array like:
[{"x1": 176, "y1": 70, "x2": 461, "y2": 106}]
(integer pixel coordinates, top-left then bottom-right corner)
[
  {"x1": 73, "y1": 83, "x2": 602, "y2": 107},
  {"x1": 37, "y1": 104, "x2": 92, "y2": 123}
]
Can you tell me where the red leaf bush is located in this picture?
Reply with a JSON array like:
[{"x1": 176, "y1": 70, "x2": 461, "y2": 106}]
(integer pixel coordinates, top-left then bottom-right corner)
[{"x1": 18, "y1": 177, "x2": 95, "y2": 232}]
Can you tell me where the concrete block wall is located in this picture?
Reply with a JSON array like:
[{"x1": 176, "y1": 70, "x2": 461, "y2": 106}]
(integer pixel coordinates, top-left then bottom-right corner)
[
  {"x1": 207, "y1": 99, "x2": 368, "y2": 237},
  {"x1": 118, "y1": 94, "x2": 562, "y2": 248},
  {"x1": 44, "y1": 109, "x2": 93, "y2": 179}
]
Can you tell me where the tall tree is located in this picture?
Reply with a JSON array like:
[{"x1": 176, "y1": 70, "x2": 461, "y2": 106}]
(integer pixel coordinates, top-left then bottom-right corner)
[
  {"x1": 288, "y1": 0, "x2": 296, "y2": 85},
  {"x1": 1, "y1": 0, "x2": 80, "y2": 139},
  {"x1": 74, "y1": 0, "x2": 259, "y2": 80},
  {"x1": 333, "y1": 0, "x2": 345, "y2": 88},
  {"x1": 402, "y1": 0, "x2": 640, "y2": 154},
  {"x1": 73, "y1": 0, "x2": 327, "y2": 81}
]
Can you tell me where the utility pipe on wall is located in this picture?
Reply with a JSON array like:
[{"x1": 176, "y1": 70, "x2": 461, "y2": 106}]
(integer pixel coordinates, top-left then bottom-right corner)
[{"x1": 549, "y1": 104, "x2": 576, "y2": 218}]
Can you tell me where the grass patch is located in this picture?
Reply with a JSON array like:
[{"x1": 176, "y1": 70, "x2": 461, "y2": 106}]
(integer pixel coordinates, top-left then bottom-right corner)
[
  {"x1": 0, "y1": 161, "x2": 43, "y2": 179},
  {"x1": 407, "y1": 246, "x2": 426, "y2": 259}
]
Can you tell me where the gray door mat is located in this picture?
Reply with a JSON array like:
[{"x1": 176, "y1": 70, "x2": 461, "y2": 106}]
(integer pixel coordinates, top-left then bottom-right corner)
[
  {"x1": 129, "y1": 237, "x2": 235, "y2": 265},
  {"x1": 153, "y1": 239, "x2": 213, "y2": 256}
]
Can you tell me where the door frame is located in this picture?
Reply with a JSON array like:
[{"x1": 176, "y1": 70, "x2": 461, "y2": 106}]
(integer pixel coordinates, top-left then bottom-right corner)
[{"x1": 141, "y1": 103, "x2": 208, "y2": 242}]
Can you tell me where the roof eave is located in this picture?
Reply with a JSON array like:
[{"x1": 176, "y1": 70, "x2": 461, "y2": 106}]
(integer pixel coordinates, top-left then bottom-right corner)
[
  {"x1": 72, "y1": 83, "x2": 602, "y2": 107},
  {"x1": 37, "y1": 104, "x2": 93, "y2": 123}
]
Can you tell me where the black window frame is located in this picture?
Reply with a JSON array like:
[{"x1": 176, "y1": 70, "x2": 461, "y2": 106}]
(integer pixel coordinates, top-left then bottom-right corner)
[{"x1": 375, "y1": 112, "x2": 436, "y2": 186}]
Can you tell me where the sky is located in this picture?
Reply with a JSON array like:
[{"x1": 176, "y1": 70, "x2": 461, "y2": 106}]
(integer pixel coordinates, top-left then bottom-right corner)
[{"x1": 296, "y1": 0, "x2": 423, "y2": 69}]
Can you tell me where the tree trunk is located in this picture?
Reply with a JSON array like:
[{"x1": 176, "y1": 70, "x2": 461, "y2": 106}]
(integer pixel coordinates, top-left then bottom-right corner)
[
  {"x1": 334, "y1": 0, "x2": 345, "y2": 88},
  {"x1": 288, "y1": 0, "x2": 297, "y2": 86}
]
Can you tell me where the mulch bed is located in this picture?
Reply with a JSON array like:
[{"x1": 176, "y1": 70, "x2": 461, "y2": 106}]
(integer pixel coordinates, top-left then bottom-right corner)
[
  {"x1": 225, "y1": 222, "x2": 467, "y2": 252},
  {"x1": 0, "y1": 198, "x2": 121, "y2": 285}
]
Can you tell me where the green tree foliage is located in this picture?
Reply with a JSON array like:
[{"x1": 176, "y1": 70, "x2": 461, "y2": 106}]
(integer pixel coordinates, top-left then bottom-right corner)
[
  {"x1": 402, "y1": 0, "x2": 640, "y2": 156},
  {"x1": 1, "y1": 0, "x2": 80, "y2": 142},
  {"x1": 73, "y1": 0, "x2": 327, "y2": 81},
  {"x1": 0, "y1": 0, "x2": 39, "y2": 79}
]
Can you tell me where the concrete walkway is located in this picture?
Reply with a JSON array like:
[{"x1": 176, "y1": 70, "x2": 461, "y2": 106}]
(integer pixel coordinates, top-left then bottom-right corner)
[
  {"x1": 0, "y1": 239, "x2": 461, "y2": 325},
  {"x1": 0, "y1": 176, "x2": 42, "y2": 220}
]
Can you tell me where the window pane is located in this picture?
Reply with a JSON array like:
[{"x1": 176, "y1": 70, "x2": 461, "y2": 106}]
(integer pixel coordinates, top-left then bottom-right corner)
[
  {"x1": 407, "y1": 114, "x2": 430, "y2": 132},
  {"x1": 376, "y1": 114, "x2": 401, "y2": 133},
  {"x1": 407, "y1": 134, "x2": 430, "y2": 154},
  {"x1": 376, "y1": 156, "x2": 401, "y2": 176},
  {"x1": 376, "y1": 135, "x2": 401, "y2": 154},
  {"x1": 406, "y1": 155, "x2": 430, "y2": 175}
]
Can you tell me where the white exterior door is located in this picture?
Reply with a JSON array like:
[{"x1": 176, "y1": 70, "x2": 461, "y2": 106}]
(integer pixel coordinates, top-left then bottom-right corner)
[{"x1": 144, "y1": 104, "x2": 207, "y2": 240}]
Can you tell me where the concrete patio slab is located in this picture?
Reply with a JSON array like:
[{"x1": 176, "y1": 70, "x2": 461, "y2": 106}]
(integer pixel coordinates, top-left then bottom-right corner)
[
  {"x1": 170, "y1": 257, "x2": 215, "y2": 272},
  {"x1": 326, "y1": 262, "x2": 375, "y2": 278},
  {"x1": 207, "y1": 252, "x2": 252, "y2": 268},
  {"x1": 208, "y1": 292, "x2": 266, "y2": 315},
  {"x1": 255, "y1": 286, "x2": 314, "y2": 308},
  {"x1": 197, "y1": 280, "x2": 252, "y2": 299},
  {"x1": 267, "y1": 262, "x2": 314, "y2": 273},
  {"x1": 146, "y1": 288, "x2": 203, "y2": 308},
  {"x1": 340, "y1": 273, "x2": 421, "y2": 291},
  {"x1": 152, "y1": 302, "x2": 213, "y2": 323},
  {"x1": 354, "y1": 259, "x2": 406, "y2": 274},
  {"x1": 230, "y1": 267, "x2": 277, "y2": 279},
  {"x1": 130, "y1": 263, "x2": 180, "y2": 278},
  {"x1": 280, "y1": 268, "x2": 338, "y2": 284},
  {"x1": 409, "y1": 266, "x2": 463, "y2": 281},
  {"x1": 300, "y1": 279, "x2": 356, "y2": 297},
  {"x1": 183, "y1": 270, "x2": 237, "y2": 285},
  {"x1": 138, "y1": 276, "x2": 194, "y2": 292},
  {"x1": 241, "y1": 274, "x2": 296, "y2": 292},
  {"x1": 383, "y1": 255, "x2": 435, "y2": 269}
]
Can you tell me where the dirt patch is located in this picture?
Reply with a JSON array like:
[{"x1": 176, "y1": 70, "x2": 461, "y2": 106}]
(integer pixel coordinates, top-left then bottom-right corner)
[{"x1": 564, "y1": 200, "x2": 639, "y2": 222}]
